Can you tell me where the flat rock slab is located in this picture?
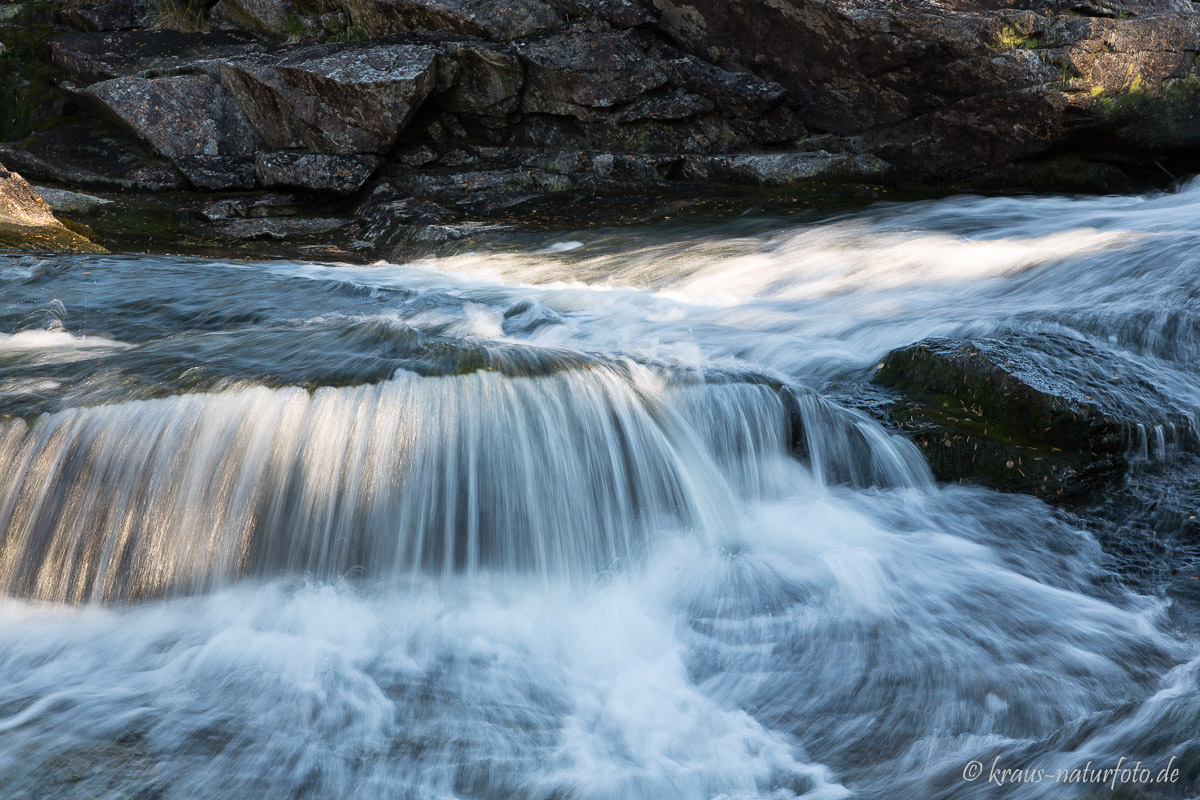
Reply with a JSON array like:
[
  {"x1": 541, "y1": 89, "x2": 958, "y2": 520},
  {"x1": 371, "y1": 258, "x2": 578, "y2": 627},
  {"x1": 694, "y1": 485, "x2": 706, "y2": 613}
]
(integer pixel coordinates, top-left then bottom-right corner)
[
  {"x1": 679, "y1": 151, "x2": 889, "y2": 186},
  {"x1": 47, "y1": 30, "x2": 266, "y2": 83},
  {"x1": 59, "y1": 0, "x2": 154, "y2": 32},
  {"x1": 0, "y1": 126, "x2": 184, "y2": 192},
  {"x1": 219, "y1": 216, "x2": 349, "y2": 240},
  {"x1": 255, "y1": 152, "x2": 381, "y2": 193}
]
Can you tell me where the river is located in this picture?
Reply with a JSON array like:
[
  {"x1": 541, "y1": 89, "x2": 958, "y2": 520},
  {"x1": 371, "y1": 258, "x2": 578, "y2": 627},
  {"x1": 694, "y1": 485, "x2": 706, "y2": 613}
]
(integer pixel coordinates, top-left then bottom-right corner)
[{"x1": 0, "y1": 184, "x2": 1198, "y2": 798}]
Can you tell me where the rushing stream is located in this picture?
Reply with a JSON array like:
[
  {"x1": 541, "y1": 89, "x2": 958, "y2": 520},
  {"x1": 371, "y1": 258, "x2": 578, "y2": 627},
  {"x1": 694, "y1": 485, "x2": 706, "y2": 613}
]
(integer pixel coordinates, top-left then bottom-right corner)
[{"x1": 1, "y1": 184, "x2": 1200, "y2": 798}]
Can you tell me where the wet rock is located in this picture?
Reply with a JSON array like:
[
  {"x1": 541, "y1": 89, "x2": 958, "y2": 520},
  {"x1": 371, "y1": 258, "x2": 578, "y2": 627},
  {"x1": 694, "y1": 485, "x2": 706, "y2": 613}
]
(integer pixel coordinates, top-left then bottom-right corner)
[
  {"x1": 0, "y1": 163, "x2": 105, "y2": 252},
  {"x1": 0, "y1": 126, "x2": 185, "y2": 192},
  {"x1": 254, "y1": 152, "x2": 381, "y2": 193},
  {"x1": 355, "y1": 193, "x2": 456, "y2": 235},
  {"x1": 83, "y1": 74, "x2": 262, "y2": 159},
  {"x1": 217, "y1": 42, "x2": 439, "y2": 154},
  {"x1": 60, "y1": 0, "x2": 154, "y2": 31},
  {"x1": 517, "y1": 21, "x2": 668, "y2": 117},
  {"x1": 33, "y1": 186, "x2": 113, "y2": 215},
  {"x1": 873, "y1": 336, "x2": 1194, "y2": 501}
]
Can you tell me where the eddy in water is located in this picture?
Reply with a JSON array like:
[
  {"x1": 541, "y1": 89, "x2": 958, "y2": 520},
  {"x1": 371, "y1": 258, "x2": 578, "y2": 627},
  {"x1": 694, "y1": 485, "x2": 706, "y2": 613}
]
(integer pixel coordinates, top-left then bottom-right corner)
[{"x1": 0, "y1": 184, "x2": 1198, "y2": 800}]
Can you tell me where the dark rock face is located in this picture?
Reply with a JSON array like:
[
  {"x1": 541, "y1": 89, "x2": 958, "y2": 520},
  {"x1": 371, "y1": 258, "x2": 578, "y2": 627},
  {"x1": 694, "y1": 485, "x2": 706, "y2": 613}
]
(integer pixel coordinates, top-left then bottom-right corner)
[
  {"x1": 211, "y1": 0, "x2": 298, "y2": 37},
  {"x1": 174, "y1": 156, "x2": 259, "y2": 190},
  {"x1": 0, "y1": 126, "x2": 185, "y2": 192},
  {"x1": 59, "y1": 0, "x2": 154, "y2": 32},
  {"x1": 518, "y1": 21, "x2": 669, "y2": 117},
  {"x1": 646, "y1": 0, "x2": 1200, "y2": 179},
  {"x1": 369, "y1": 0, "x2": 565, "y2": 40},
  {"x1": 873, "y1": 336, "x2": 1194, "y2": 501},
  {"x1": 5, "y1": 0, "x2": 1200, "y2": 253},
  {"x1": 436, "y1": 39, "x2": 525, "y2": 121},
  {"x1": 46, "y1": 31, "x2": 264, "y2": 83}
]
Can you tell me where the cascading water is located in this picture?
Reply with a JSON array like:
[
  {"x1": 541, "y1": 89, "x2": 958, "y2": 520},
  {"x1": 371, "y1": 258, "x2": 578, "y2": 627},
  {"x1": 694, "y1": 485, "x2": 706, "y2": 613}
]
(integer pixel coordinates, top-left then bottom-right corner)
[
  {"x1": 0, "y1": 369, "x2": 779, "y2": 601},
  {"x1": 2, "y1": 183, "x2": 1200, "y2": 799}
]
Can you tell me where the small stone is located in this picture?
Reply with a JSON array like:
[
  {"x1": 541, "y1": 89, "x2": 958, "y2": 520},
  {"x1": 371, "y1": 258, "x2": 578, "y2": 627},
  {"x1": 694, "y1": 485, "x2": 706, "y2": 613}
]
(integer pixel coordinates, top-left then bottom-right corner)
[{"x1": 33, "y1": 187, "x2": 113, "y2": 215}]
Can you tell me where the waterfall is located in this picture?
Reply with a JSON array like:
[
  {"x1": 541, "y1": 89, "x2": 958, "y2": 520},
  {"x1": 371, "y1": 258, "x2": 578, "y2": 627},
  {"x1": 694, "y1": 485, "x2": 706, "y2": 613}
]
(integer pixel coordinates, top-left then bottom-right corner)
[{"x1": 0, "y1": 362, "x2": 934, "y2": 603}]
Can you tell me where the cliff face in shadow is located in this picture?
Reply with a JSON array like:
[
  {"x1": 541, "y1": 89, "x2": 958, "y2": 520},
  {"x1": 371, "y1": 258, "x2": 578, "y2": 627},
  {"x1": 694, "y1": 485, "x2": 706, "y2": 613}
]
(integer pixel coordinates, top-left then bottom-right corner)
[{"x1": 4, "y1": 0, "x2": 1200, "y2": 253}]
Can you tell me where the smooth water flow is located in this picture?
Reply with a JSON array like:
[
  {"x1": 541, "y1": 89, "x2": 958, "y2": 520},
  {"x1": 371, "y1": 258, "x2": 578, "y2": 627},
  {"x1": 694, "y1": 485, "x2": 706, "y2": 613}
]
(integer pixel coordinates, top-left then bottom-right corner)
[{"x1": 1, "y1": 184, "x2": 1200, "y2": 798}]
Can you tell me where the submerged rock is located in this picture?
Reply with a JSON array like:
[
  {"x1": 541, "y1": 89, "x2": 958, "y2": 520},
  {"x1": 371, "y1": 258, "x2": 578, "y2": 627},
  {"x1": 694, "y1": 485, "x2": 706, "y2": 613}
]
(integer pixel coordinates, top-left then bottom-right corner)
[
  {"x1": 873, "y1": 336, "x2": 1195, "y2": 501},
  {"x1": 0, "y1": 163, "x2": 105, "y2": 252}
]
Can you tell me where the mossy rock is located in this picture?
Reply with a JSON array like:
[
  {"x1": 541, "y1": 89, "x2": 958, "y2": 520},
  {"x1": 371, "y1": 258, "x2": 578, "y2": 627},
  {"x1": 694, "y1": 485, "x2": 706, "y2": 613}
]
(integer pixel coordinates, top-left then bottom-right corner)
[
  {"x1": 0, "y1": 219, "x2": 106, "y2": 252},
  {"x1": 972, "y1": 154, "x2": 1138, "y2": 195},
  {"x1": 873, "y1": 337, "x2": 1144, "y2": 502}
]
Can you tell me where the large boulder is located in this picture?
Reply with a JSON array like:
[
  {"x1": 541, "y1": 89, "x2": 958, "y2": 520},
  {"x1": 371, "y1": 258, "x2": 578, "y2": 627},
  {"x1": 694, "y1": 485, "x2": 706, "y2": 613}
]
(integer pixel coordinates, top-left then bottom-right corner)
[
  {"x1": 874, "y1": 335, "x2": 1194, "y2": 501},
  {"x1": 81, "y1": 74, "x2": 264, "y2": 189},
  {"x1": 82, "y1": 74, "x2": 262, "y2": 159},
  {"x1": 216, "y1": 42, "x2": 440, "y2": 153},
  {"x1": 0, "y1": 163, "x2": 105, "y2": 252}
]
